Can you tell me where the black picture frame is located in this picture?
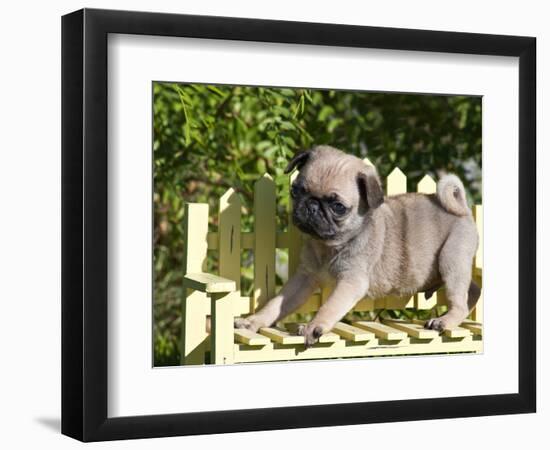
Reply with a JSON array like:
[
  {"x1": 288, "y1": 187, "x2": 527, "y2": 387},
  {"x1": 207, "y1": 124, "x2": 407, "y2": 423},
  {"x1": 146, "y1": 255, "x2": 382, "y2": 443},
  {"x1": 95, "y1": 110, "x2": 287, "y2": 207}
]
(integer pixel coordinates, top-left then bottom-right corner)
[{"x1": 61, "y1": 8, "x2": 536, "y2": 442}]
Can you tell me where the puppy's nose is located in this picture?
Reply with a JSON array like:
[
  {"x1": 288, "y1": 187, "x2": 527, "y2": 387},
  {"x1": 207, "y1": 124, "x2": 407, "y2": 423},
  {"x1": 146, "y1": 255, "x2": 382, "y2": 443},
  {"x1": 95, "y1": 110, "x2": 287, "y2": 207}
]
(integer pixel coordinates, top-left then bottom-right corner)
[{"x1": 306, "y1": 198, "x2": 320, "y2": 214}]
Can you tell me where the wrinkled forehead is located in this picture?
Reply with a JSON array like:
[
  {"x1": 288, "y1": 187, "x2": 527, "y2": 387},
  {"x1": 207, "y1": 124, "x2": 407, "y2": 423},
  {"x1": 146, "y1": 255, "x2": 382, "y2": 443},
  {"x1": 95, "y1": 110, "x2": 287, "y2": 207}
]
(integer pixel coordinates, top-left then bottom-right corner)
[{"x1": 301, "y1": 155, "x2": 361, "y2": 200}]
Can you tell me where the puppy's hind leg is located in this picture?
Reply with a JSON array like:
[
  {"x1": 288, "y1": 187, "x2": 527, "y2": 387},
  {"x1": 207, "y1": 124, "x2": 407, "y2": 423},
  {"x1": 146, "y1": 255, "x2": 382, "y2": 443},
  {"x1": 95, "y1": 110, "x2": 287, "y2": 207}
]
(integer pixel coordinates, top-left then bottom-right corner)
[
  {"x1": 425, "y1": 281, "x2": 480, "y2": 331},
  {"x1": 425, "y1": 223, "x2": 478, "y2": 331}
]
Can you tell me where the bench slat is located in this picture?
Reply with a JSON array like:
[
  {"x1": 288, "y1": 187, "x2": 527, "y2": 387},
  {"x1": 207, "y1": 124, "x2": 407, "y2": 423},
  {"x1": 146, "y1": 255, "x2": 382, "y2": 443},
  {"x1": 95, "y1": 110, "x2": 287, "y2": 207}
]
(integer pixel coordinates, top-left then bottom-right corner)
[
  {"x1": 352, "y1": 321, "x2": 407, "y2": 340},
  {"x1": 443, "y1": 327, "x2": 472, "y2": 338},
  {"x1": 234, "y1": 329, "x2": 271, "y2": 346},
  {"x1": 332, "y1": 322, "x2": 375, "y2": 342},
  {"x1": 259, "y1": 327, "x2": 305, "y2": 345},
  {"x1": 383, "y1": 320, "x2": 439, "y2": 339},
  {"x1": 460, "y1": 320, "x2": 483, "y2": 336},
  {"x1": 318, "y1": 332, "x2": 340, "y2": 343}
]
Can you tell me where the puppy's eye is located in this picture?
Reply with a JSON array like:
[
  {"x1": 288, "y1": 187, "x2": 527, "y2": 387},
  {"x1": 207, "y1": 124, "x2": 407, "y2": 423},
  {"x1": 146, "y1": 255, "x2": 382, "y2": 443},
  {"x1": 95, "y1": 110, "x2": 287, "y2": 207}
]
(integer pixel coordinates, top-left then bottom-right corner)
[
  {"x1": 290, "y1": 183, "x2": 306, "y2": 198},
  {"x1": 330, "y1": 202, "x2": 347, "y2": 215}
]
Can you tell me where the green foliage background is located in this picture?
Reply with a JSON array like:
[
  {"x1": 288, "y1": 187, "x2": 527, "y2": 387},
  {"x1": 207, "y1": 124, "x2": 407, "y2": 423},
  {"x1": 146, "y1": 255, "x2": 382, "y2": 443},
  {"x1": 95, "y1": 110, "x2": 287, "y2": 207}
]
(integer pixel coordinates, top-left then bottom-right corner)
[{"x1": 153, "y1": 82, "x2": 482, "y2": 366}]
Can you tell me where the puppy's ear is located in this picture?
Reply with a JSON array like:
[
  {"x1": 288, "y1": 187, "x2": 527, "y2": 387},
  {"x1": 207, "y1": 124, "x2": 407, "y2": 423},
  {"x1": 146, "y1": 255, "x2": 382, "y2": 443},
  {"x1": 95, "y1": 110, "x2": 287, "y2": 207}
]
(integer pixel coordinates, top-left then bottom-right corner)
[
  {"x1": 357, "y1": 166, "x2": 384, "y2": 210},
  {"x1": 284, "y1": 150, "x2": 312, "y2": 174}
]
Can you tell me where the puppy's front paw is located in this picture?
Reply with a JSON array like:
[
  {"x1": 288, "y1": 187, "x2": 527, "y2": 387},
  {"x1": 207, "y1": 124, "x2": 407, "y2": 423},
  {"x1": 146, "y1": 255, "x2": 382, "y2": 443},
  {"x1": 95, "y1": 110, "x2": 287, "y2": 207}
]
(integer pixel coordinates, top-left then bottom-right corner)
[
  {"x1": 234, "y1": 317, "x2": 261, "y2": 333},
  {"x1": 296, "y1": 323, "x2": 324, "y2": 348}
]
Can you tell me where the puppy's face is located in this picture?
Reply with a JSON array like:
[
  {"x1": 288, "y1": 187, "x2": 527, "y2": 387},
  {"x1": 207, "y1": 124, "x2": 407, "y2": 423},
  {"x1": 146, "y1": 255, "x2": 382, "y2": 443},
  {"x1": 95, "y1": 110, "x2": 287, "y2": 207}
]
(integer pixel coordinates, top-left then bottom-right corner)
[{"x1": 285, "y1": 146, "x2": 384, "y2": 245}]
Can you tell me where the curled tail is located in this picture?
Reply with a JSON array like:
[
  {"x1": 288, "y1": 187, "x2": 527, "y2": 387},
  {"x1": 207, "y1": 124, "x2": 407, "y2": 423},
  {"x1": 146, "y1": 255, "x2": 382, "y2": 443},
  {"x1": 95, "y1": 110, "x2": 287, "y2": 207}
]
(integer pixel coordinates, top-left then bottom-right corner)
[{"x1": 437, "y1": 174, "x2": 471, "y2": 216}]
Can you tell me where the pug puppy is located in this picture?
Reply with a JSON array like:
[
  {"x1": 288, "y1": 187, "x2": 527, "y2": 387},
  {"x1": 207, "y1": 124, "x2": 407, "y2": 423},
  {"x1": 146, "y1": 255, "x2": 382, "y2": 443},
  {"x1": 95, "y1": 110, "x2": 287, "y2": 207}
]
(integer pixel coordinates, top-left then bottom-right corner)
[{"x1": 235, "y1": 145, "x2": 480, "y2": 347}]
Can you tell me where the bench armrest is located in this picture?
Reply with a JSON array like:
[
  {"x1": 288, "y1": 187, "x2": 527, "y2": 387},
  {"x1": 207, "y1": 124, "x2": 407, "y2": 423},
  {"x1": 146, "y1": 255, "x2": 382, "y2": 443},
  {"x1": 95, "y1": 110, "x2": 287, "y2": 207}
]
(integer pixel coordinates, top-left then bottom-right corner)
[{"x1": 183, "y1": 272, "x2": 237, "y2": 294}]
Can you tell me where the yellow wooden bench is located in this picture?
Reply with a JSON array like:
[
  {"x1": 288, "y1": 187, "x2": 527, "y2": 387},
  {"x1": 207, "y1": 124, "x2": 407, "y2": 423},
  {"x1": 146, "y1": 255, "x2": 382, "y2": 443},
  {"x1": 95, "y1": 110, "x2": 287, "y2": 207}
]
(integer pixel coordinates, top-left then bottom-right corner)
[{"x1": 180, "y1": 160, "x2": 483, "y2": 365}]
